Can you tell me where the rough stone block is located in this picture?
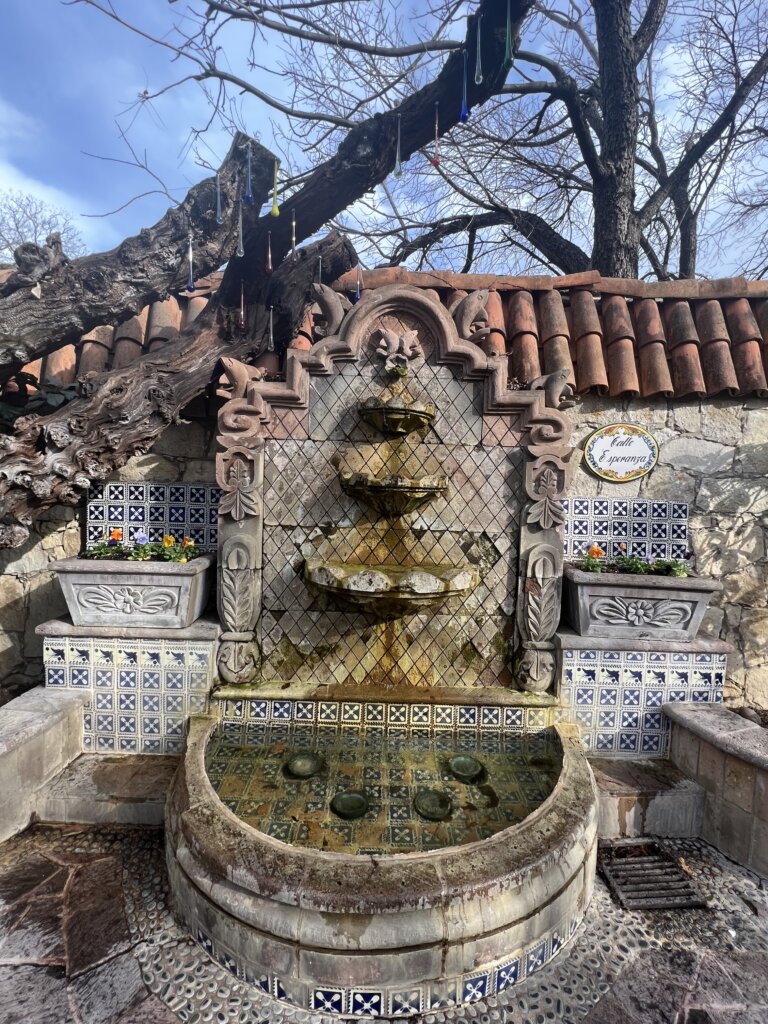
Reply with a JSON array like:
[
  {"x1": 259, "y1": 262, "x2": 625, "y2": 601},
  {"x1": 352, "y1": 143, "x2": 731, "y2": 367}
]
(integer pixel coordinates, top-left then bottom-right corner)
[
  {"x1": 719, "y1": 798, "x2": 753, "y2": 865},
  {"x1": 670, "y1": 726, "x2": 700, "y2": 777},
  {"x1": 749, "y1": 818, "x2": 768, "y2": 876},
  {"x1": 724, "y1": 753, "x2": 756, "y2": 812},
  {"x1": 660, "y1": 436, "x2": 734, "y2": 474},
  {"x1": 698, "y1": 740, "x2": 725, "y2": 793},
  {"x1": 754, "y1": 770, "x2": 768, "y2": 823}
]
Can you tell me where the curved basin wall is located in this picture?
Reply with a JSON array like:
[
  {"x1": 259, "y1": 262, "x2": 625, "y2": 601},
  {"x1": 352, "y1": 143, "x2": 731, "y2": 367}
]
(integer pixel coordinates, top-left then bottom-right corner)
[{"x1": 166, "y1": 717, "x2": 597, "y2": 1016}]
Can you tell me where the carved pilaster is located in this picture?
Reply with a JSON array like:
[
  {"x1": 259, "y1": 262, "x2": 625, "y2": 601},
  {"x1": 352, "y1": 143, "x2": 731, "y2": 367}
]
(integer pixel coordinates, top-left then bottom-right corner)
[
  {"x1": 216, "y1": 433, "x2": 265, "y2": 686},
  {"x1": 513, "y1": 372, "x2": 579, "y2": 694}
]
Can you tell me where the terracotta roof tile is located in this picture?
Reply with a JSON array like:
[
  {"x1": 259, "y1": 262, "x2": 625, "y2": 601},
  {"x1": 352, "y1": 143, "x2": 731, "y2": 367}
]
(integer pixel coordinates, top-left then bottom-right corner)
[
  {"x1": 484, "y1": 290, "x2": 506, "y2": 357},
  {"x1": 694, "y1": 300, "x2": 739, "y2": 396},
  {"x1": 43, "y1": 344, "x2": 77, "y2": 387},
  {"x1": 536, "y1": 289, "x2": 574, "y2": 385},
  {"x1": 78, "y1": 325, "x2": 114, "y2": 377},
  {"x1": 753, "y1": 299, "x2": 768, "y2": 381},
  {"x1": 601, "y1": 295, "x2": 639, "y2": 397},
  {"x1": 112, "y1": 310, "x2": 148, "y2": 369},
  {"x1": 505, "y1": 290, "x2": 541, "y2": 384},
  {"x1": 723, "y1": 298, "x2": 768, "y2": 396},
  {"x1": 569, "y1": 289, "x2": 607, "y2": 395},
  {"x1": 145, "y1": 298, "x2": 180, "y2": 352},
  {"x1": 662, "y1": 299, "x2": 706, "y2": 398},
  {"x1": 632, "y1": 298, "x2": 673, "y2": 398}
]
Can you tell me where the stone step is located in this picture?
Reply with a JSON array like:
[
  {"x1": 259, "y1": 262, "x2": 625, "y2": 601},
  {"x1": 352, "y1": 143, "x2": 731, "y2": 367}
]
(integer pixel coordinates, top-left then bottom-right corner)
[
  {"x1": 590, "y1": 757, "x2": 704, "y2": 838},
  {"x1": 37, "y1": 753, "x2": 179, "y2": 826}
]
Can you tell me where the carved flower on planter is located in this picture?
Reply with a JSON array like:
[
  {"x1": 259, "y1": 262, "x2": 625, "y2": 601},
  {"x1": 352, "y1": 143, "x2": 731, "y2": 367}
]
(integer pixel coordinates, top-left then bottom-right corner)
[
  {"x1": 625, "y1": 600, "x2": 655, "y2": 625},
  {"x1": 78, "y1": 584, "x2": 178, "y2": 616}
]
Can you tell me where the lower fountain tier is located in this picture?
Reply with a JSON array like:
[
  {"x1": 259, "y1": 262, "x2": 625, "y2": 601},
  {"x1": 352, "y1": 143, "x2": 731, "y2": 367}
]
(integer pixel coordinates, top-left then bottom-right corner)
[
  {"x1": 165, "y1": 716, "x2": 597, "y2": 1017},
  {"x1": 303, "y1": 556, "x2": 479, "y2": 613}
]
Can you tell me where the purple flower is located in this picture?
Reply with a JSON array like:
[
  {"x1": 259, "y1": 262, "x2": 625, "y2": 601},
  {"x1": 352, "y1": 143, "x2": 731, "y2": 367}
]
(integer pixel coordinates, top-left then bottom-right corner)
[
  {"x1": 107, "y1": 539, "x2": 118, "y2": 547},
  {"x1": 134, "y1": 530, "x2": 149, "y2": 545}
]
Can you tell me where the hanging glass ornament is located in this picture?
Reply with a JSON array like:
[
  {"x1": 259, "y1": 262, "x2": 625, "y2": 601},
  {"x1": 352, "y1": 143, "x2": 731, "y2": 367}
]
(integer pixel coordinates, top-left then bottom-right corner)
[
  {"x1": 236, "y1": 200, "x2": 245, "y2": 258},
  {"x1": 317, "y1": 256, "x2": 322, "y2": 283},
  {"x1": 267, "y1": 306, "x2": 275, "y2": 352},
  {"x1": 271, "y1": 159, "x2": 280, "y2": 216},
  {"x1": 355, "y1": 263, "x2": 362, "y2": 302},
  {"x1": 185, "y1": 230, "x2": 195, "y2": 293},
  {"x1": 243, "y1": 142, "x2": 254, "y2": 205},
  {"x1": 266, "y1": 231, "x2": 273, "y2": 274},
  {"x1": 460, "y1": 49, "x2": 469, "y2": 123},
  {"x1": 291, "y1": 209, "x2": 296, "y2": 256},
  {"x1": 394, "y1": 113, "x2": 403, "y2": 178},
  {"x1": 430, "y1": 102, "x2": 441, "y2": 167},
  {"x1": 504, "y1": 0, "x2": 513, "y2": 67},
  {"x1": 237, "y1": 282, "x2": 247, "y2": 333},
  {"x1": 474, "y1": 14, "x2": 483, "y2": 85},
  {"x1": 215, "y1": 171, "x2": 223, "y2": 225}
]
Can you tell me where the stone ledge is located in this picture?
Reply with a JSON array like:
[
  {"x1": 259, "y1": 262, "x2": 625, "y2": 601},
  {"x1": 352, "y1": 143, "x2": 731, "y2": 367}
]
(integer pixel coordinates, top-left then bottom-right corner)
[
  {"x1": 554, "y1": 628, "x2": 732, "y2": 654},
  {"x1": 664, "y1": 702, "x2": 768, "y2": 770},
  {"x1": 0, "y1": 686, "x2": 87, "y2": 842},
  {"x1": 35, "y1": 616, "x2": 221, "y2": 640}
]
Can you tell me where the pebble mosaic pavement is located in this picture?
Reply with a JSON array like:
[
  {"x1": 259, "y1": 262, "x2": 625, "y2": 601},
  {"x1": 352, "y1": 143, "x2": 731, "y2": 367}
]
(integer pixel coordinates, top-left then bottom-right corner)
[{"x1": 0, "y1": 824, "x2": 766, "y2": 1023}]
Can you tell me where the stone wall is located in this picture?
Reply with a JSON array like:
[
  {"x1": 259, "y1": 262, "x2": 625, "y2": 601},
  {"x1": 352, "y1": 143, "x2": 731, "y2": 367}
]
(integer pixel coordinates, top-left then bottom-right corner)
[
  {"x1": 0, "y1": 421, "x2": 217, "y2": 705},
  {"x1": 569, "y1": 395, "x2": 768, "y2": 710}
]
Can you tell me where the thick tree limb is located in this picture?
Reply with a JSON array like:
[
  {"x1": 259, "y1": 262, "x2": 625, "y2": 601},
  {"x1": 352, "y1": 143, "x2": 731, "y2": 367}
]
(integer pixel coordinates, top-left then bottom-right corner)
[
  {"x1": 0, "y1": 232, "x2": 356, "y2": 547},
  {"x1": 230, "y1": 0, "x2": 536, "y2": 303},
  {"x1": 386, "y1": 209, "x2": 590, "y2": 275},
  {"x1": 633, "y1": 0, "x2": 668, "y2": 65},
  {"x1": 0, "y1": 133, "x2": 270, "y2": 382}
]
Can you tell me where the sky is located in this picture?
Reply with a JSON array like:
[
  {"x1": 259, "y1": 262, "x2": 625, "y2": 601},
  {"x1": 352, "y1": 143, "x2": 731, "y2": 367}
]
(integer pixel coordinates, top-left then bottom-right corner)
[{"x1": 0, "y1": 0, "x2": 275, "y2": 254}]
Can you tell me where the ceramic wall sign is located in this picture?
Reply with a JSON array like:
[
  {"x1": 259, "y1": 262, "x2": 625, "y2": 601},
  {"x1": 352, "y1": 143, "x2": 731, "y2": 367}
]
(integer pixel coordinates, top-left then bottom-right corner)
[{"x1": 583, "y1": 423, "x2": 659, "y2": 482}]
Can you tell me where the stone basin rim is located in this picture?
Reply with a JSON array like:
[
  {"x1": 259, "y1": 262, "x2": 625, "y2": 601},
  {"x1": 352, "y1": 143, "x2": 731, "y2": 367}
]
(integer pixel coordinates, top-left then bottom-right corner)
[{"x1": 172, "y1": 715, "x2": 595, "y2": 909}]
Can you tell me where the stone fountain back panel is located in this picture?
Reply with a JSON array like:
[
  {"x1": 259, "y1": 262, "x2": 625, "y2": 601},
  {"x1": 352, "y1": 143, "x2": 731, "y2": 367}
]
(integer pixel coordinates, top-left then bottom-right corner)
[{"x1": 260, "y1": 333, "x2": 524, "y2": 691}]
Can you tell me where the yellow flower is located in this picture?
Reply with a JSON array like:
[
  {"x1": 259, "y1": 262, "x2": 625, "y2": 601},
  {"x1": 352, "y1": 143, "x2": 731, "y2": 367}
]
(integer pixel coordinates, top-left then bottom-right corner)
[
  {"x1": 178, "y1": 557, "x2": 188, "y2": 564},
  {"x1": 162, "y1": 534, "x2": 175, "y2": 548},
  {"x1": 588, "y1": 543, "x2": 605, "y2": 558}
]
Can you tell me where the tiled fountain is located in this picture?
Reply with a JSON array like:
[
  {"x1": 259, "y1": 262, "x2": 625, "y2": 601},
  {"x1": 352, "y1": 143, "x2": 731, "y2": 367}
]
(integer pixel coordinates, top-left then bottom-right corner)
[{"x1": 165, "y1": 284, "x2": 597, "y2": 1015}]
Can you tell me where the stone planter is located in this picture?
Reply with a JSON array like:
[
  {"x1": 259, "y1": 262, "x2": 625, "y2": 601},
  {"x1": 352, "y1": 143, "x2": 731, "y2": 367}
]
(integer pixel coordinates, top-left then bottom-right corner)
[
  {"x1": 562, "y1": 564, "x2": 722, "y2": 641},
  {"x1": 54, "y1": 554, "x2": 215, "y2": 629}
]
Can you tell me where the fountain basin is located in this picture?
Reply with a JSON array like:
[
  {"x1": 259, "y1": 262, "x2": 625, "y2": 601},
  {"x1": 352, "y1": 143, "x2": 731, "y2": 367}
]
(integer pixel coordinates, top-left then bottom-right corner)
[
  {"x1": 359, "y1": 396, "x2": 435, "y2": 436},
  {"x1": 166, "y1": 715, "x2": 597, "y2": 1016},
  {"x1": 303, "y1": 555, "x2": 479, "y2": 614},
  {"x1": 338, "y1": 469, "x2": 448, "y2": 517}
]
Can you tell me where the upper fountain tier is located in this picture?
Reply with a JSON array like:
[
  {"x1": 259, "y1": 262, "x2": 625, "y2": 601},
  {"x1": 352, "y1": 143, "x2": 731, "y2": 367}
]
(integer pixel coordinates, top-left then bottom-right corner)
[{"x1": 358, "y1": 394, "x2": 435, "y2": 437}]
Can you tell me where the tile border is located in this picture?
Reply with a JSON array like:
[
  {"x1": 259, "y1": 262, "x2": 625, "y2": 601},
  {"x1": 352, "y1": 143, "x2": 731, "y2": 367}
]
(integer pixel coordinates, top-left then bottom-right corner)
[{"x1": 194, "y1": 909, "x2": 580, "y2": 1016}]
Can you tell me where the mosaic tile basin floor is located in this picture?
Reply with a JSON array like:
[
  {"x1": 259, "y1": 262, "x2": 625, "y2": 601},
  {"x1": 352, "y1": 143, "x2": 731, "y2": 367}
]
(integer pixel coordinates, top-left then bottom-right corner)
[
  {"x1": 205, "y1": 722, "x2": 562, "y2": 853},
  {"x1": 1, "y1": 824, "x2": 767, "y2": 1023}
]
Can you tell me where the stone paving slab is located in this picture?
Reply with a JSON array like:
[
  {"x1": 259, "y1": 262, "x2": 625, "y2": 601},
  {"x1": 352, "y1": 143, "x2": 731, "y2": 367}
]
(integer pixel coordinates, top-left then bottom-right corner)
[{"x1": 0, "y1": 823, "x2": 766, "y2": 1023}]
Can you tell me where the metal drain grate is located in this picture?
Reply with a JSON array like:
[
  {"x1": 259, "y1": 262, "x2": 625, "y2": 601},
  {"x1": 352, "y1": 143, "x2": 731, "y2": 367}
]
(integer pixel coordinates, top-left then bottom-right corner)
[{"x1": 598, "y1": 839, "x2": 708, "y2": 911}]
